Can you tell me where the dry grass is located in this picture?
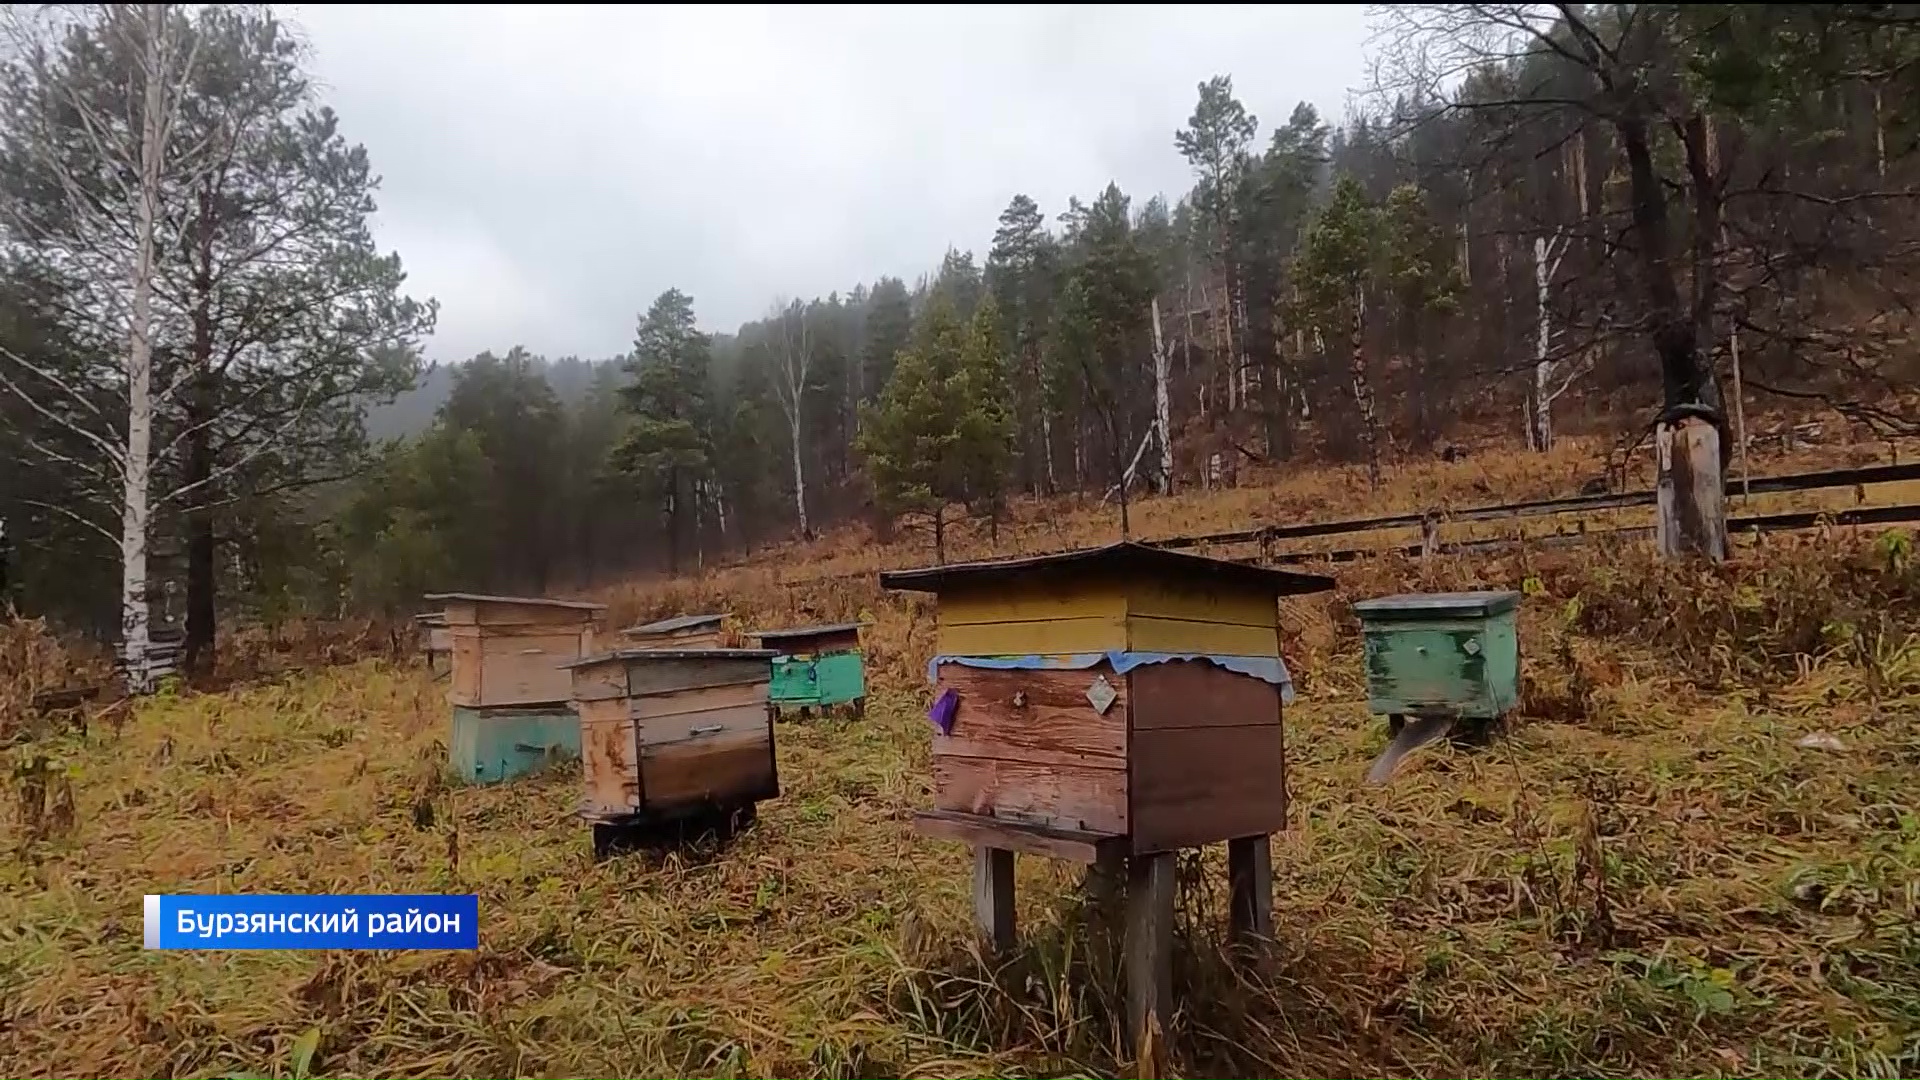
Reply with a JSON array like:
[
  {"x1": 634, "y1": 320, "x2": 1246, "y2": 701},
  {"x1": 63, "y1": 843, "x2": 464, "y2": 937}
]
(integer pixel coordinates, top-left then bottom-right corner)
[
  {"x1": 602, "y1": 425, "x2": 1903, "y2": 612},
  {"x1": 4, "y1": 436, "x2": 1919, "y2": 1079}
]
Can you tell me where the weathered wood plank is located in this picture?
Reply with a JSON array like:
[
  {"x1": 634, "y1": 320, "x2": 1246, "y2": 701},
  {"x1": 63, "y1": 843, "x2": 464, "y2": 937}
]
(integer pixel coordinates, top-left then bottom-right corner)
[
  {"x1": 450, "y1": 630, "x2": 483, "y2": 707},
  {"x1": 1130, "y1": 725, "x2": 1287, "y2": 853},
  {"x1": 638, "y1": 701, "x2": 770, "y2": 747},
  {"x1": 1125, "y1": 615, "x2": 1279, "y2": 657},
  {"x1": 1126, "y1": 580, "x2": 1278, "y2": 628},
  {"x1": 472, "y1": 601, "x2": 598, "y2": 627},
  {"x1": 936, "y1": 582, "x2": 1125, "y2": 626},
  {"x1": 568, "y1": 657, "x2": 629, "y2": 703},
  {"x1": 913, "y1": 809, "x2": 1123, "y2": 863},
  {"x1": 931, "y1": 665, "x2": 1127, "y2": 763},
  {"x1": 639, "y1": 729, "x2": 777, "y2": 808},
  {"x1": 479, "y1": 630, "x2": 586, "y2": 706},
  {"x1": 632, "y1": 680, "x2": 768, "y2": 720},
  {"x1": 973, "y1": 846, "x2": 1016, "y2": 954},
  {"x1": 1127, "y1": 660, "x2": 1280, "y2": 731},
  {"x1": 932, "y1": 755, "x2": 1126, "y2": 835},
  {"x1": 625, "y1": 656, "x2": 772, "y2": 696},
  {"x1": 935, "y1": 615, "x2": 1128, "y2": 656},
  {"x1": 1126, "y1": 851, "x2": 1177, "y2": 1056},
  {"x1": 624, "y1": 627, "x2": 725, "y2": 650},
  {"x1": 578, "y1": 696, "x2": 639, "y2": 817}
]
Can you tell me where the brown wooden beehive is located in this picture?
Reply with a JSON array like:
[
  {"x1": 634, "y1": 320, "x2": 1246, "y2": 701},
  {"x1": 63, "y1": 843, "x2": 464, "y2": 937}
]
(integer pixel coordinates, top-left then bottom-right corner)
[
  {"x1": 879, "y1": 542, "x2": 1334, "y2": 859},
  {"x1": 564, "y1": 647, "x2": 780, "y2": 829},
  {"x1": 424, "y1": 593, "x2": 605, "y2": 709}
]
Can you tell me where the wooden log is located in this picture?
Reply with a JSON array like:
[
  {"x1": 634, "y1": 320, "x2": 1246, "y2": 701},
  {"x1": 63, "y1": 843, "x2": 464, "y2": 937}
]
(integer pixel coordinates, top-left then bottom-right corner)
[
  {"x1": 1655, "y1": 415, "x2": 1728, "y2": 560},
  {"x1": 973, "y1": 846, "x2": 1016, "y2": 954},
  {"x1": 1227, "y1": 834, "x2": 1273, "y2": 942},
  {"x1": 1126, "y1": 851, "x2": 1177, "y2": 1054}
]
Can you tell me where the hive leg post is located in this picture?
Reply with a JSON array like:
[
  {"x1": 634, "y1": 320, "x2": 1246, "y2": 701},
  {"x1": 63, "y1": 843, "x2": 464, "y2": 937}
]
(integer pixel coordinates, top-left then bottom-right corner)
[
  {"x1": 1126, "y1": 851, "x2": 1177, "y2": 1054},
  {"x1": 972, "y1": 846, "x2": 1016, "y2": 954},
  {"x1": 1227, "y1": 834, "x2": 1274, "y2": 943}
]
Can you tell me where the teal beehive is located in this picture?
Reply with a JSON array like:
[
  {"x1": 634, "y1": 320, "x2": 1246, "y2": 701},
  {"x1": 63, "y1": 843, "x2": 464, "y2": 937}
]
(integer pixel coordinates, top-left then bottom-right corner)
[
  {"x1": 750, "y1": 622, "x2": 867, "y2": 717},
  {"x1": 426, "y1": 592, "x2": 607, "y2": 785},
  {"x1": 1352, "y1": 590, "x2": 1521, "y2": 782},
  {"x1": 1352, "y1": 591, "x2": 1521, "y2": 718}
]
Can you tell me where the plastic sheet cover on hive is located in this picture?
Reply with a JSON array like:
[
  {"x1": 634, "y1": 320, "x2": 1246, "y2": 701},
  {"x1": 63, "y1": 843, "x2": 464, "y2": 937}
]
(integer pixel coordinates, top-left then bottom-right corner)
[{"x1": 926, "y1": 651, "x2": 1295, "y2": 705}]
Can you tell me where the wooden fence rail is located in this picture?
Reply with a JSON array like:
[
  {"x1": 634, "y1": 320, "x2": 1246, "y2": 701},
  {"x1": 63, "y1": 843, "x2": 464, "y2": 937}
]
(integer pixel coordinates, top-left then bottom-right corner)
[{"x1": 1147, "y1": 461, "x2": 1920, "y2": 564}]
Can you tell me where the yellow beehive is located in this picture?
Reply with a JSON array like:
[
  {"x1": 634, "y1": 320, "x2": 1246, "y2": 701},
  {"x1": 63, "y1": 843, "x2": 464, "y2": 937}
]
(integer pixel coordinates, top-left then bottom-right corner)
[{"x1": 880, "y1": 541, "x2": 1334, "y2": 860}]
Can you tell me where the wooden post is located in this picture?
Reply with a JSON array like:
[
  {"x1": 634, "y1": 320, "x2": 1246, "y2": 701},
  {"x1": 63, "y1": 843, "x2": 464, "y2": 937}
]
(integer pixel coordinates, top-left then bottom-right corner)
[
  {"x1": 1126, "y1": 851, "x2": 1177, "y2": 1053},
  {"x1": 1227, "y1": 835, "x2": 1273, "y2": 942},
  {"x1": 1655, "y1": 415, "x2": 1729, "y2": 561},
  {"x1": 1730, "y1": 327, "x2": 1750, "y2": 501},
  {"x1": 972, "y1": 846, "x2": 1015, "y2": 954}
]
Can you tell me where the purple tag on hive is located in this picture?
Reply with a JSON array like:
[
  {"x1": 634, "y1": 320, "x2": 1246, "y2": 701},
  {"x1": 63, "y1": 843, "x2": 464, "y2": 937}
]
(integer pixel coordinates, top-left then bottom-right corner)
[{"x1": 928, "y1": 688, "x2": 959, "y2": 735}]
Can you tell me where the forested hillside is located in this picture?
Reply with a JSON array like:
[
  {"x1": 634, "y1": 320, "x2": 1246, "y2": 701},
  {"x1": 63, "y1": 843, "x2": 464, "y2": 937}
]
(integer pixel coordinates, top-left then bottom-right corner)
[{"x1": 4, "y1": 5, "x2": 1919, "y2": 677}]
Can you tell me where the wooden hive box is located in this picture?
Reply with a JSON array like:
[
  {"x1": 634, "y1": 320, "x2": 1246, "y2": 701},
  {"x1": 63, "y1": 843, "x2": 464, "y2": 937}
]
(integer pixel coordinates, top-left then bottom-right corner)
[
  {"x1": 1352, "y1": 591, "x2": 1521, "y2": 720},
  {"x1": 414, "y1": 612, "x2": 452, "y2": 671},
  {"x1": 880, "y1": 541, "x2": 1334, "y2": 860},
  {"x1": 620, "y1": 612, "x2": 727, "y2": 651},
  {"x1": 565, "y1": 647, "x2": 781, "y2": 830},
  {"x1": 750, "y1": 622, "x2": 866, "y2": 711},
  {"x1": 425, "y1": 592, "x2": 606, "y2": 785}
]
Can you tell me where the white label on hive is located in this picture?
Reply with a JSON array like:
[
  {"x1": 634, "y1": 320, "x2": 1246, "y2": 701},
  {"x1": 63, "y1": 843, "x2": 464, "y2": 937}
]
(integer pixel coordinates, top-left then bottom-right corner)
[
  {"x1": 1086, "y1": 675, "x2": 1117, "y2": 715},
  {"x1": 1462, "y1": 639, "x2": 1481, "y2": 655}
]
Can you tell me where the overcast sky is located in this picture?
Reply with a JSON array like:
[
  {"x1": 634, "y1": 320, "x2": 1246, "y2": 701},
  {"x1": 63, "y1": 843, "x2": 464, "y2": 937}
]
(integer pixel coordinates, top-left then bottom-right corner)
[{"x1": 283, "y1": 4, "x2": 1373, "y2": 364}]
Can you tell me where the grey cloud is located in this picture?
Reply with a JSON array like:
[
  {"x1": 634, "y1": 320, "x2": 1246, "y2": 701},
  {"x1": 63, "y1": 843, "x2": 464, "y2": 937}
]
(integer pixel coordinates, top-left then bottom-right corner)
[{"x1": 284, "y1": 4, "x2": 1370, "y2": 363}]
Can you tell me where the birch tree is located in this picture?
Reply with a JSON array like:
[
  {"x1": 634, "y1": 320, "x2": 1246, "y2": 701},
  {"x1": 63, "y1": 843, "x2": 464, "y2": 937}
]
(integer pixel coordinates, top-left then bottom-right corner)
[
  {"x1": 767, "y1": 297, "x2": 812, "y2": 539},
  {"x1": 0, "y1": 3, "x2": 211, "y2": 691},
  {"x1": 1527, "y1": 229, "x2": 1574, "y2": 451}
]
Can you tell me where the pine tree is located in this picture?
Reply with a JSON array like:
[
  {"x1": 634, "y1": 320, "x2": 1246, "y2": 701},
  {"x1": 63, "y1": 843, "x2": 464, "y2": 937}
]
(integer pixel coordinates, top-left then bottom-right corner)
[
  {"x1": 987, "y1": 194, "x2": 1058, "y2": 494},
  {"x1": 613, "y1": 288, "x2": 713, "y2": 573},
  {"x1": 954, "y1": 295, "x2": 1016, "y2": 534},
  {"x1": 855, "y1": 295, "x2": 1013, "y2": 562},
  {"x1": 1293, "y1": 175, "x2": 1385, "y2": 487},
  {"x1": 860, "y1": 276, "x2": 911, "y2": 398}
]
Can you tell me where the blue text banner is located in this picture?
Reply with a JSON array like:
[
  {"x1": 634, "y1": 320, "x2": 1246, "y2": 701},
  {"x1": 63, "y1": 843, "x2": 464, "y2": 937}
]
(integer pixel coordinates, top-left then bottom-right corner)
[{"x1": 144, "y1": 894, "x2": 478, "y2": 950}]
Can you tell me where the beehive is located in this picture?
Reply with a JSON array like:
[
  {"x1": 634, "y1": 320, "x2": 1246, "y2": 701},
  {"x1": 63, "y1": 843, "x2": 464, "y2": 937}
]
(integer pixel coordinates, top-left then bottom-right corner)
[
  {"x1": 565, "y1": 647, "x2": 780, "y2": 851},
  {"x1": 882, "y1": 541, "x2": 1333, "y2": 859},
  {"x1": 880, "y1": 541, "x2": 1335, "y2": 1047},
  {"x1": 414, "y1": 611, "x2": 452, "y2": 674},
  {"x1": 620, "y1": 612, "x2": 727, "y2": 651},
  {"x1": 1352, "y1": 591, "x2": 1521, "y2": 720},
  {"x1": 424, "y1": 592, "x2": 606, "y2": 784},
  {"x1": 750, "y1": 622, "x2": 866, "y2": 714}
]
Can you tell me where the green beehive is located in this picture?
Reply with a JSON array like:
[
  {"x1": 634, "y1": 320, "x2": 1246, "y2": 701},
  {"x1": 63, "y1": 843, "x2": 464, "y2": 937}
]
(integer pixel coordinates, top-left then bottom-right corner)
[
  {"x1": 750, "y1": 623, "x2": 866, "y2": 717},
  {"x1": 1352, "y1": 591, "x2": 1521, "y2": 782}
]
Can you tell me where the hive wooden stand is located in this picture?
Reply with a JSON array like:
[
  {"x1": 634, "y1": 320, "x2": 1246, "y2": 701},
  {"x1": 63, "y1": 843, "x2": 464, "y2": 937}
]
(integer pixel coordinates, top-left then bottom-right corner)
[{"x1": 880, "y1": 541, "x2": 1334, "y2": 1048}]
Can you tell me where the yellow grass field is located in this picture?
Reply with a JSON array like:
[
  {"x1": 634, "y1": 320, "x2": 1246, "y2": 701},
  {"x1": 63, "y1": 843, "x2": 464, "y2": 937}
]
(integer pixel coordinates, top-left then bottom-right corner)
[{"x1": 3, "y1": 434, "x2": 1918, "y2": 1079}]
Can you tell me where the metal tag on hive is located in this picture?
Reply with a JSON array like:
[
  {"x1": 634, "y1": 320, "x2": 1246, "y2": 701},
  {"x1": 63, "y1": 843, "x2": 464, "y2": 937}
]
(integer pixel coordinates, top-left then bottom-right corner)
[{"x1": 1085, "y1": 675, "x2": 1117, "y2": 714}]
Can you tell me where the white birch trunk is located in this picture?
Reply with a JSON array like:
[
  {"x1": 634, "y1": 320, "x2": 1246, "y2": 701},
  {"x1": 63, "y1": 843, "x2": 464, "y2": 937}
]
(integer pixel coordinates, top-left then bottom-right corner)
[
  {"x1": 120, "y1": 3, "x2": 174, "y2": 694},
  {"x1": 1151, "y1": 296, "x2": 1173, "y2": 494},
  {"x1": 1041, "y1": 410, "x2": 1056, "y2": 493},
  {"x1": 769, "y1": 300, "x2": 813, "y2": 539},
  {"x1": 1531, "y1": 235, "x2": 1552, "y2": 452},
  {"x1": 787, "y1": 408, "x2": 808, "y2": 539},
  {"x1": 1530, "y1": 232, "x2": 1567, "y2": 453}
]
